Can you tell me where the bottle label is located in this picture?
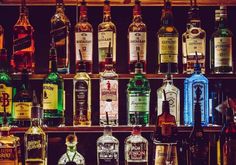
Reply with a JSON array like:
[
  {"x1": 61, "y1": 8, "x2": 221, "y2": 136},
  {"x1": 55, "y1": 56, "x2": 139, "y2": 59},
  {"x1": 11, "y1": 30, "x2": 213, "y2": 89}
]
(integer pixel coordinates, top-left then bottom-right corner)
[
  {"x1": 75, "y1": 32, "x2": 93, "y2": 61},
  {"x1": 26, "y1": 134, "x2": 45, "y2": 161},
  {"x1": 128, "y1": 94, "x2": 149, "y2": 112},
  {"x1": 13, "y1": 34, "x2": 33, "y2": 52},
  {"x1": 214, "y1": 37, "x2": 232, "y2": 67},
  {"x1": 129, "y1": 32, "x2": 146, "y2": 61},
  {"x1": 97, "y1": 142, "x2": 119, "y2": 163},
  {"x1": 51, "y1": 26, "x2": 67, "y2": 45},
  {"x1": 159, "y1": 37, "x2": 178, "y2": 63},
  {"x1": 13, "y1": 102, "x2": 32, "y2": 119},
  {"x1": 223, "y1": 139, "x2": 236, "y2": 164},
  {"x1": 43, "y1": 84, "x2": 58, "y2": 110},
  {"x1": 127, "y1": 142, "x2": 147, "y2": 161},
  {"x1": 189, "y1": 140, "x2": 209, "y2": 163},
  {"x1": 0, "y1": 84, "x2": 12, "y2": 114},
  {"x1": 186, "y1": 38, "x2": 205, "y2": 56},
  {"x1": 0, "y1": 147, "x2": 16, "y2": 161}
]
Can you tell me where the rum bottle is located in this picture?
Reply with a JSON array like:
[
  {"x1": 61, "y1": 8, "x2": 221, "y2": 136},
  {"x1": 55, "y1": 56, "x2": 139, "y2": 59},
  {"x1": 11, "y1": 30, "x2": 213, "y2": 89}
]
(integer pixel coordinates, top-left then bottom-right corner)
[{"x1": 0, "y1": 25, "x2": 4, "y2": 49}]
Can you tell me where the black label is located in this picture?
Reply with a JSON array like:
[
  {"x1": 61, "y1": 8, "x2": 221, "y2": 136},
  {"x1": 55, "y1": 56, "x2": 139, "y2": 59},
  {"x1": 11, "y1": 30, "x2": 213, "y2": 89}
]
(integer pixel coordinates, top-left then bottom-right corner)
[
  {"x1": 13, "y1": 35, "x2": 32, "y2": 51},
  {"x1": 75, "y1": 80, "x2": 88, "y2": 118},
  {"x1": 51, "y1": 26, "x2": 67, "y2": 43},
  {"x1": 26, "y1": 134, "x2": 44, "y2": 160}
]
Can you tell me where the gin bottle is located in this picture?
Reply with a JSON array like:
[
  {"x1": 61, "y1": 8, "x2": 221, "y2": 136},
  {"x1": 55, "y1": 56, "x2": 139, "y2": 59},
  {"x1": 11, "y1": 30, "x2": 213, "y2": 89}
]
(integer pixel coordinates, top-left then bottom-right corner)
[
  {"x1": 58, "y1": 134, "x2": 85, "y2": 165},
  {"x1": 0, "y1": 25, "x2": 3, "y2": 49}
]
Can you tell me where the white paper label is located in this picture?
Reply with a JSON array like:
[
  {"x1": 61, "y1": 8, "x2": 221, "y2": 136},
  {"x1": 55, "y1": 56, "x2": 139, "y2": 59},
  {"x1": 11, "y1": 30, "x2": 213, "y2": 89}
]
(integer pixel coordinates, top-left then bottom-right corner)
[
  {"x1": 186, "y1": 38, "x2": 205, "y2": 56},
  {"x1": 129, "y1": 32, "x2": 146, "y2": 61}
]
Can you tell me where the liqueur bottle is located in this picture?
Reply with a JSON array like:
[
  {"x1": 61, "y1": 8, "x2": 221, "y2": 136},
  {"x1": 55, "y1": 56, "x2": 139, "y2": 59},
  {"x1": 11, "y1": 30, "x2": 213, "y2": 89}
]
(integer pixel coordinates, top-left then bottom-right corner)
[
  {"x1": 182, "y1": 0, "x2": 206, "y2": 74},
  {"x1": 25, "y1": 91, "x2": 47, "y2": 165},
  {"x1": 58, "y1": 134, "x2": 85, "y2": 165},
  {"x1": 73, "y1": 50, "x2": 91, "y2": 126},
  {"x1": 50, "y1": 0, "x2": 71, "y2": 74},
  {"x1": 43, "y1": 42, "x2": 64, "y2": 126},
  {"x1": 128, "y1": 0, "x2": 147, "y2": 73},
  {"x1": 157, "y1": 0, "x2": 178, "y2": 74},
  {"x1": 75, "y1": 0, "x2": 93, "y2": 73},
  {"x1": 124, "y1": 126, "x2": 148, "y2": 165},
  {"x1": 210, "y1": 6, "x2": 233, "y2": 74},
  {"x1": 98, "y1": 0, "x2": 116, "y2": 72},
  {"x1": 0, "y1": 25, "x2": 4, "y2": 49},
  {"x1": 12, "y1": 0, "x2": 35, "y2": 73}
]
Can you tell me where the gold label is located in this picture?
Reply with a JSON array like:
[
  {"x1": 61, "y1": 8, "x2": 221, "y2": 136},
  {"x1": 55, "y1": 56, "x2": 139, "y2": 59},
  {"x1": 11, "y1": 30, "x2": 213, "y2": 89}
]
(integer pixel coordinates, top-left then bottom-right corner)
[
  {"x1": 155, "y1": 143, "x2": 178, "y2": 165},
  {"x1": 159, "y1": 37, "x2": 178, "y2": 63},
  {"x1": 186, "y1": 38, "x2": 205, "y2": 56},
  {"x1": 0, "y1": 84, "x2": 12, "y2": 114},
  {"x1": 14, "y1": 102, "x2": 32, "y2": 119},
  {"x1": 0, "y1": 147, "x2": 16, "y2": 162},
  {"x1": 43, "y1": 84, "x2": 58, "y2": 110}
]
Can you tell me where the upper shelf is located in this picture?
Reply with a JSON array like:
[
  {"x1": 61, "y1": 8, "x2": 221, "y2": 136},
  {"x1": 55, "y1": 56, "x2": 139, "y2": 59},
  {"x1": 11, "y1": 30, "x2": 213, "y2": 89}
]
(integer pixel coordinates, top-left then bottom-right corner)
[{"x1": 0, "y1": 0, "x2": 236, "y2": 6}]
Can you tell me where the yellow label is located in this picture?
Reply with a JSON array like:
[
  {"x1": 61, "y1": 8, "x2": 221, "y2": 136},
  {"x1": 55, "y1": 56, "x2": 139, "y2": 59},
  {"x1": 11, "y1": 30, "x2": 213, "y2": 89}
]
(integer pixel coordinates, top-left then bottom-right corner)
[
  {"x1": 155, "y1": 143, "x2": 178, "y2": 165},
  {"x1": 0, "y1": 84, "x2": 12, "y2": 114},
  {"x1": 14, "y1": 102, "x2": 32, "y2": 119},
  {"x1": 43, "y1": 84, "x2": 58, "y2": 110},
  {"x1": 159, "y1": 37, "x2": 178, "y2": 63}
]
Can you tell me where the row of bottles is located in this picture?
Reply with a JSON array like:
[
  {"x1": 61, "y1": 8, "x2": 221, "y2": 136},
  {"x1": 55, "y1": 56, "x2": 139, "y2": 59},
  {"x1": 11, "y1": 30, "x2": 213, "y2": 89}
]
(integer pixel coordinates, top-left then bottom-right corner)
[{"x1": 0, "y1": 0, "x2": 234, "y2": 74}]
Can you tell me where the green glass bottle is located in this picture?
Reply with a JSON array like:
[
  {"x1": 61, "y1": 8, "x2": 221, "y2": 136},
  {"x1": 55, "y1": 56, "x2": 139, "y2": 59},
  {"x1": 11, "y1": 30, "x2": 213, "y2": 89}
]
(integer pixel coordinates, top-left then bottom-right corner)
[
  {"x1": 43, "y1": 42, "x2": 64, "y2": 126},
  {"x1": 127, "y1": 53, "x2": 150, "y2": 126}
]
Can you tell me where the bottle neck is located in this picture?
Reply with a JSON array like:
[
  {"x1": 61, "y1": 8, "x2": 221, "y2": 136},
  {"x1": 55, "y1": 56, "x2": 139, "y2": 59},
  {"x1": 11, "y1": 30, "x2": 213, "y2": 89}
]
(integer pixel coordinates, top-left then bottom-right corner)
[
  {"x1": 22, "y1": 72, "x2": 29, "y2": 90},
  {"x1": 103, "y1": 4, "x2": 111, "y2": 22},
  {"x1": 133, "y1": 15, "x2": 142, "y2": 23},
  {"x1": 135, "y1": 67, "x2": 143, "y2": 74},
  {"x1": 79, "y1": 5, "x2": 88, "y2": 22},
  {"x1": 0, "y1": 127, "x2": 10, "y2": 137},
  {"x1": 79, "y1": 15, "x2": 88, "y2": 23},
  {"x1": 189, "y1": 19, "x2": 201, "y2": 28},
  {"x1": 161, "y1": 10, "x2": 174, "y2": 26},
  {"x1": 0, "y1": 56, "x2": 8, "y2": 71},
  {"x1": 218, "y1": 15, "x2": 228, "y2": 29},
  {"x1": 67, "y1": 145, "x2": 77, "y2": 152},
  {"x1": 56, "y1": 3, "x2": 65, "y2": 13},
  {"x1": 31, "y1": 118, "x2": 41, "y2": 127},
  {"x1": 193, "y1": 104, "x2": 202, "y2": 129},
  {"x1": 50, "y1": 57, "x2": 58, "y2": 73}
]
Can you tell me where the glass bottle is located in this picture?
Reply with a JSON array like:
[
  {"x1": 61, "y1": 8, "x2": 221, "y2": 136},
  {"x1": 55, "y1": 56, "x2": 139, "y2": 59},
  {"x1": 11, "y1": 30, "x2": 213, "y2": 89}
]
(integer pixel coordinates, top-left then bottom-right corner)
[
  {"x1": 184, "y1": 54, "x2": 209, "y2": 126},
  {"x1": 210, "y1": 6, "x2": 233, "y2": 74},
  {"x1": 0, "y1": 25, "x2": 4, "y2": 49},
  {"x1": 157, "y1": 0, "x2": 178, "y2": 74},
  {"x1": 75, "y1": 0, "x2": 93, "y2": 73},
  {"x1": 58, "y1": 134, "x2": 85, "y2": 165},
  {"x1": 73, "y1": 50, "x2": 91, "y2": 126},
  {"x1": 125, "y1": 126, "x2": 148, "y2": 165},
  {"x1": 43, "y1": 42, "x2": 64, "y2": 127},
  {"x1": 182, "y1": 0, "x2": 206, "y2": 74},
  {"x1": 25, "y1": 91, "x2": 47, "y2": 165},
  {"x1": 127, "y1": 53, "x2": 150, "y2": 126},
  {"x1": 12, "y1": 0, "x2": 35, "y2": 74},
  {"x1": 50, "y1": 0, "x2": 71, "y2": 74},
  {"x1": 98, "y1": 0, "x2": 116, "y2": 72},
  {"x1": 128, "y1": 0, "x2": 147, "y2": 73},
  {"x1": 97, "y1": 126, "x2": 119, "y2": 165}
]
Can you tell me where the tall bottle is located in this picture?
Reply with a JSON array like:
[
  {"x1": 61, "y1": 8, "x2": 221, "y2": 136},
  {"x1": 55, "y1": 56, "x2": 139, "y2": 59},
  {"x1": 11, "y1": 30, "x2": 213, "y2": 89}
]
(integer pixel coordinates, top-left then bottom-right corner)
[
  {"x1": 73, "y1": 50, "x2": 91, "y2": 126},
  {"x1": 43, "y1": 42, "x2": 64, "y2": 126},
  {"x1": 75, "y1": 0, "x2": 93, "y2": 73},
  {"x1": 98, "y1": 0, "x2": 116, "y2": 72},
  {"x1": 157, "y1": 0, "x2": 178, "y2": 74},
  {"x1": 51, "y1": 0, "x2": 71, "y2": 74},
  {"x1": 25, "y1": 91, "x2": 47, "y2": 165},
  {"x1": 127, "y1": 53, "x2": 150, "y2": 126},
  {"x1": 182, "y1": 0, "x2": 206, "y2": 74},
  {"x1": 210, "y1": 6, "x2": 233, "y2": 74},
  {"x1": 12, "y1": 0, "x2": 35, "y2": 73},
  {"x1": 0, "y1": 25, "x2": 4, "y2": 49},
  {"x1": 184, "y1": 53, "x2": 209, "y2": 126},
  {"x1": 128, "y1": 0, "x2": 147, "y2": 73}
]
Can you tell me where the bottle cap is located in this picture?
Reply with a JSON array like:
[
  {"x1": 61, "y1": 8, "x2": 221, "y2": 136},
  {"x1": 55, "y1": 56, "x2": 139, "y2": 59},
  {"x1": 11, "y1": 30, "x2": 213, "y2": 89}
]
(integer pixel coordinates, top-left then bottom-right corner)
[{"x1": 66, "y1": 134, "x2": 78, "y2": 145}]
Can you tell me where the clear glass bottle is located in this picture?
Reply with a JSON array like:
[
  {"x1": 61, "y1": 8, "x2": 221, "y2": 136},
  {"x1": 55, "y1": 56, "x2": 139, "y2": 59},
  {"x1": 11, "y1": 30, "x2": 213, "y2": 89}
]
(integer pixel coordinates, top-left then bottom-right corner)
[
  {"x1": 50, "y1": 0, "x2": 71, "y2": 74},
  {"x1": 125, "y1": 126, "x2": 148, "y2": 165},
  {"x1": 12, "y1": 0, "x2": 35, "y2": 73},
  {"x1": 58, "y1": 134, "x2": 85, "y2": 165},
  {"x1": 0, "y1": 25, "x2": 4, "y2": 49},
  {"x1": 75, "y1": 0, "x2": 93, "y2": 73},
  {"x1": 98, "y1": 0, "x2": 116, "y2": 72},
  {"x1": 97, "y1": 126, "x2": 119, "y2": 165},
  {"x1": 128, "y1": 0, "x2": 147, "y2": 73}
]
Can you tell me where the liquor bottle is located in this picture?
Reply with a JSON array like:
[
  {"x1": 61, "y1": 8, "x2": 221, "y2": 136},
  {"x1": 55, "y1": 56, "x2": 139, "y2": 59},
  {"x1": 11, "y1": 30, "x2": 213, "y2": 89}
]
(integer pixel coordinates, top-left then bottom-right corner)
[
  {"x1": 98, "y1": 0, "x2": 116, "y2": 72},
  {"x1": 128, "y1": 0, "x2": 147, "y2": 73},
  {"x1": 0, "y1": 48, "x2": 13, "y2": 125},
  {"x1": 25, "y1": 91, "x2": 47, "y2": 165},
  {"x1": 182, "y1": 0, "x2": 206, "y2": 74},
  {"x1": 0, "y1": 25, "x2": 3, "y2": 49},
  {"x1": 124, "y1": 126, "x2": 148, "y2": 165},
  {"x1": 43, "y1": 42, "x2": 64, "y2": 126},
  {"x1": 100, "y1": 43, "x2": 118, "y2": 126},
  {"x1": 58, "y1": 134, "x2": 85, "y2": 165},
  {"x1": 97, "y1": 126, "x2": 119, "y2": 165},
  {"x1": 188, "y1": 86, "x2": 209, "y2": 165},
  {"x1": 157, "y1": 0, "x2": 178, "y2": 74},
  {"x1": 75, "y1": 0, "x2": 93, "y2": 73},
  {"x1": 127, "y1": 53, "x2": 150, "y2": 126},
  {"x1": 210, "y1": 6, "x2": 233, "y2": 74},
  {"x1": 12, "y1": 0, "x2": 35, "y2": 74},
  {"x1": 73, "y1": 50, "x2": 91, "y2": 126},
  {"x1": 51, "y1": 0, "x2": 71, "y2": 74},
  {"x1": 184, "y1": 53, "x2": 209, "y2": 126},
  {"x1": 12, "y1": 66, "x2": 32, "y2": 127}
]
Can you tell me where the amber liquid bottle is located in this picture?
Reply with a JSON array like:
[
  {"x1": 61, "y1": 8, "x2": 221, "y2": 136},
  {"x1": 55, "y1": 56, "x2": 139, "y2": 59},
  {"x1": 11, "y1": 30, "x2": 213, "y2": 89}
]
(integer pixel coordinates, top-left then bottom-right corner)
[{"x1": 0, "y1": 25, "x2": 4, "y2": 49}]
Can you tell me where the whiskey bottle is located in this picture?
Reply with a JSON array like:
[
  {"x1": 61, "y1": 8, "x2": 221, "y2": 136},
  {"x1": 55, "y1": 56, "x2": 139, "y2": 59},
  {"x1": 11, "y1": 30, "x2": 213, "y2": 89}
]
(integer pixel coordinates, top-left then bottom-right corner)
[
  {"x1": 98, "y1": 0, "x2": 116, "y2": 72},
  {"x1": 128, "y1": 0, "x2": 147, "y2": 73},
  {"x1": 0, "y1": 25, "x2": 4, "y2": 49},
  {"x1": 25, "y1": 91, "x2": 47, "y2": 165},
  {"x1": 210, "y1": 6, "x2": 233, "y2": 74},
  {"x1": 43, "y1": 42, "x2": 64, "y2": 126},
  {"x1": 58, "y1": 134, "x2": 85, "y2": 165},
  {"x1": 51, "y1": 0, "x2": 71, "y2": 74},
  {"x1": 75, "y1": 0, "x2": 93, "y2": 73},
  {"x1": 127, "y1": 53, "x2": 150, "y2": 126},
  {"x1": 182, "y1": 0, "x2": 206, "y2": 74},
  {"x1": 125, "y1": 126, "x2": 148, "y2": 165},
  {"x1": 157, "y1": 0, "x2": 178, "y2": 74},
  {"x1": 12, "y1": 0, "x2": 35, "y2": 73},
  {"x1": 73, "y1": 50, "x2": 91, "y2": 126}
]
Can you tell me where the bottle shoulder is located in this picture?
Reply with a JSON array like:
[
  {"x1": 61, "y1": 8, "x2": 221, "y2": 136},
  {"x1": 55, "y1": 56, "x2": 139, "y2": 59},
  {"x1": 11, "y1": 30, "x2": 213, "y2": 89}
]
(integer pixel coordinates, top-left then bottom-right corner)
[
  {"x1": 125, "y1": 134, "x2": 148, "y2": 144},
  {"x1": 128, "y1": 22, "x2": 147, "y2": 32},
  {"x1": 51, "y1": 11, "x2": 71, "y2": 26},
  {"x1": 97, "y1": 134, "x2": 119, "y2": 144},
  {"x1": 75, "y1": 22, "x2": 93, "y2": 32},
  {"x1": 44, "y1": 72, "x2": 63, "y2": 84},
  {"x1": 212, "y1": 28, "x2": 233, "y2": 38},
  {"x1": 158, "y1": 26, "x2": 179, "y2": 36},
  {"x1": 74, "y1": 72, "x2": 91, "y2": 81},
  {"x1": 25, "y1": 126, "x2": 46, "y2": 136},
  {"x1": 98, "y1": 21, "x2": 116, "y2": 32},
  {"x1": 188, "y1": 73, "x2": 208, "y2": 83},
  {"x1": 127, "y1": 74, "x2": 150, "y2": 91}
]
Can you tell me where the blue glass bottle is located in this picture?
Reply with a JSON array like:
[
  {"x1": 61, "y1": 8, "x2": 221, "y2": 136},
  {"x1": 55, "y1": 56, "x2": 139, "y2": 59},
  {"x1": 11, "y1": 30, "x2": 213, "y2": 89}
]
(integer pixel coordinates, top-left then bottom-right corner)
[{"x1": 184, "y1": 53, "x2": 209, "y2": 126}]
